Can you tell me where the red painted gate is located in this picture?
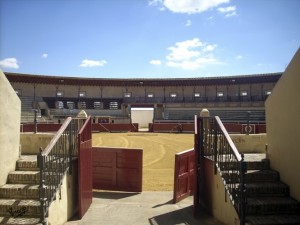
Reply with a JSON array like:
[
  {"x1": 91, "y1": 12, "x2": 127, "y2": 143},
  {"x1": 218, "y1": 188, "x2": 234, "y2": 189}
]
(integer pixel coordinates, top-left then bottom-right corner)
[
  {"x1": 92, "y1": 147, "x2": 143, "y2": 192},
  {"x1": 78, "y1": 117, "x2": 93, "y2": 218},
  {"x1": 173, "y1": 148, "x2": 195, "y2": 203}
]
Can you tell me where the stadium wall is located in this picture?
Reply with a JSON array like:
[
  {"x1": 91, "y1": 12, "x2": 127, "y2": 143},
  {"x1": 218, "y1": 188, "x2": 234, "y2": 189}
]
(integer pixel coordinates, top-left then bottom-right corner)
[
  {"x1": 0, "y1": 70, "x2": 21, "y2": 186},
  {"x1": 266, "y1": 48, "x2": 300, "y2": 201}
]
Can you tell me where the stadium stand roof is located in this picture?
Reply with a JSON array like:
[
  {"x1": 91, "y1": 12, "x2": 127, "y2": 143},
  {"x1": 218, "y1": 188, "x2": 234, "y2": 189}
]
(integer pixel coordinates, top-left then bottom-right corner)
[{"x1": 4, "y1": 72, "x2": 282, "y2": 87}]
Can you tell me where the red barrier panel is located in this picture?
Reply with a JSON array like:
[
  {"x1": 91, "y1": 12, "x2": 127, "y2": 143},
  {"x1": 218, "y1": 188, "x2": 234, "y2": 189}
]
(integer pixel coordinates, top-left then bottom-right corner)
[
  {"x1": 92, "y1": 123, "x2": 139, "y2": 132},
  {"x1": 20, "y1": 124, "x2": 62, "y2": 132},
  {"x1": 173, "y1": 149, "x2": 195, "y2": 203},
  {"x1": 150, "y1": 123, "x2": 194, "y2": 133},
  {"x1": 255, "y1": 124, "x2": 266, "y2": 133},
  {"x1": 78, "y1": 117, "x2": 92, "y2": 219},
  {"x1": 92, "y1": 147, "x2": 143, "y2": 192},
  {"x1": 150, "y1": 122, "x2": 266, "y2": 134}
]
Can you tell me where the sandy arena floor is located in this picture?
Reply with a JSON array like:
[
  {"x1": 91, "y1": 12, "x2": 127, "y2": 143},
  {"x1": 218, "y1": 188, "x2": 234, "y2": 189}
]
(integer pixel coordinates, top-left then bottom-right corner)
[{"x1": 92, "y1": 132, "x2": 194, "y2": 191}]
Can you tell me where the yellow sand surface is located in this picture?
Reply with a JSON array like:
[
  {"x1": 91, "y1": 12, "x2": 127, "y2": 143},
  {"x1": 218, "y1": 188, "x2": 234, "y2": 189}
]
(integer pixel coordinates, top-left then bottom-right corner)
[{"x1": 92, "y1": 132, "x2": 194, "y2": 191}]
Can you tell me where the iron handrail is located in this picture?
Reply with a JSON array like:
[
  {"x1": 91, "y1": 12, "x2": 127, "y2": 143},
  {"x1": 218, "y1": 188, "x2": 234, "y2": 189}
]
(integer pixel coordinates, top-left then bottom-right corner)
[
  {"x1": 199, "y1": 116, "x2": 247, "y2": 225},
  {"x1": 37, "y1": 117, "x2": 83, "y2": 225}
]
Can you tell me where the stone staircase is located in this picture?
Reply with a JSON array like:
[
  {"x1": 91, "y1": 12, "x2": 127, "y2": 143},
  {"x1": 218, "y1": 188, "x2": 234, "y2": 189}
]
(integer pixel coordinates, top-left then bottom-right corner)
[
  {"x1": 222, "y1": 154, "x2": 300, "y2": 225},
  {"x1": 0, "y1": 155, "x2": 42, "y2": 225}
]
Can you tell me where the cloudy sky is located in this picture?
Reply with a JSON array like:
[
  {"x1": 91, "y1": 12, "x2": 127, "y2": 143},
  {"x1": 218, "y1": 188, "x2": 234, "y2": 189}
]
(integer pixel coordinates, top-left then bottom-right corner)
[{"x1": 0, "y1": 0, "x2": 299, "y2": 78}]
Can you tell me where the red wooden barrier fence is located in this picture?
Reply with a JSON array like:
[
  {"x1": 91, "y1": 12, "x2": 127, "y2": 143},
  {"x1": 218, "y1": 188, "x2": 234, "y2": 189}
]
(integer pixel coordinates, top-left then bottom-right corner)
[{"x1": 92, "y1": 147, "x2": 143, "y2": 192}]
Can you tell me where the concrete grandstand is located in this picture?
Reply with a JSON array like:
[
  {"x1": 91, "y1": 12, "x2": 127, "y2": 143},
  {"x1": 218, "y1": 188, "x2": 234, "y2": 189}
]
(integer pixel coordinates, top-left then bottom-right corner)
[{"x1": 5, "y1": 72, "x2": 281, "y2": 127}]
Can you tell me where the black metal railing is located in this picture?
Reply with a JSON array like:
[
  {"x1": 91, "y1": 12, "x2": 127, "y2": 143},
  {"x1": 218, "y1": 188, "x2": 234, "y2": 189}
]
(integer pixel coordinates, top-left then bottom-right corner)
[
  {"x1": 37, "y1": 117, "x2": 85, "y2": 225},
  {"x1": 198, "y1": 116, "x2": 247, "y2": 225}
]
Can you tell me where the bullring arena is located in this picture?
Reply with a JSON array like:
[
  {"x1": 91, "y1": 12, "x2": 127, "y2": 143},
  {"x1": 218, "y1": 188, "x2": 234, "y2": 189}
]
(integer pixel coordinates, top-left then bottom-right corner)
[
  {"x1": 92, "y1": 132, "x2": 194, "y2": 191},
  {"x1": 4, "y1": 70, "x2": 299, "y2": 225},
  {"x1": 5, "y1": 72, "x2": 280, "y2": 190},
  {"x1": 5, "y1": 72, "x2": 280, "y2": 192}
]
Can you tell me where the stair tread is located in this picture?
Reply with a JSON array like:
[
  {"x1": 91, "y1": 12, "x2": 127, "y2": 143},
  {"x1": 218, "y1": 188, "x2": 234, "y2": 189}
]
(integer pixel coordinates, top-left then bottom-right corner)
[
  {"x1": 0, "y1": 217, "x2": 41, "y2": 225},
  {"x1": 0, "y1": 184, "x2": 39, "y2": 189},
  {"x1": 247, "y1": 182, "x2": 288, "y2": 188},
  {"x1": 0, "y1": 199, "x2": 40, "y2": 206},
  {"x1": 247, "y1": 214, "x2": 300, "y2": 225},
  {"x1": 0, "y1": 184, "x2": 39, "y2": 199},
  {"x1": 243, "y1": 153, "x2": 267, "y2": 162},
  {"x1": 18, "y1": 155, "x2": 37, "y2": 162},
  {"x1": 248, "y1": 196, "x2": 300, "y2": 205},
  {"x1": 9, "y1": 171, "x2": 39, "y2": 175}
]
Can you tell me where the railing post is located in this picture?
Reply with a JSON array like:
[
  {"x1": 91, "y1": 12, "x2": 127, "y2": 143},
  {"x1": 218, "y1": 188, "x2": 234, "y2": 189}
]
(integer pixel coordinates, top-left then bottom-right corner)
[
  {"x1": 38, "y1": 148, "x2": 47, "y2": 225},
  {"x1": 239, "y1": 153, "x2": 247, "y2": 225},
  {"x1": 246, "y1": 111, "x2": 251, "y2": 135},
  {"x1": 213, "y1": 118, "x2": 218, "y2": 174},
  {"x1": 34, "y1": 109, "x2": 38, "y2": 134},
  {"x1": 68, "y1": 121, "x2": 73, "y2": 175}
]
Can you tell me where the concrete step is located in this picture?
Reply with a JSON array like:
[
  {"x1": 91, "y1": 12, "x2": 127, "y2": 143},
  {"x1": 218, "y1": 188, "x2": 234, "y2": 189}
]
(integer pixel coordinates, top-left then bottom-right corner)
[
  {"x1": 0, "y1": 216, "x2": 41, "y2": 225},
  {"x1": 17, "y1": 155, "x2": 38, "y2": 171},
  {"x1": 246, "y1": 182, "x2": 290, "y2": 197},
  {"x1": 0, "y1": 199, "x2": 40, "y2": 217},
  {"x1": 0, "y1": 184, "x2": 39, "y2": 200},
  {"x1": 219, "y1": 153, "x2": 270, "y2": 171},
  {"x1": 246, "y1": 197, "x2": 300, "y2": 215},
  {"x1": 8, "y1": 171, "x2": 39, "y2": 185},
  {"x1": 8, "y1": 171, "x2": 63, "y2": 185},
  {"x1": 222, "y1": 170, "x2": 280, "y2": 184},
  {"x1": 246, "y1": 215, "x2": 300, "y2": 225}
]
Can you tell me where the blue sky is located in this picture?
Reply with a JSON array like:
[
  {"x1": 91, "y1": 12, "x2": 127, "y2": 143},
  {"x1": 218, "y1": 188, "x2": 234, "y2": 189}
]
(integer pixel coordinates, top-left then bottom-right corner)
[{"x1": 0, "y1": 0, "x2": 299, "y2": 78}]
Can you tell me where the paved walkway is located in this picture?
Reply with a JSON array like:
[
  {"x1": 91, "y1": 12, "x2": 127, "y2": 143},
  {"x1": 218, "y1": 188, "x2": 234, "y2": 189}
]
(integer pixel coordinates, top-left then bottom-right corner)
[{"x1": 64, "y1": 191, "x2": 224, "y2": 225}]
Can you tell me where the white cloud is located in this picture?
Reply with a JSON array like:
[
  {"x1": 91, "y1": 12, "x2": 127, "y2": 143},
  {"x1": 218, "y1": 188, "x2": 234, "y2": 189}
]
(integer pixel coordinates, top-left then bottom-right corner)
[
  {"x1": 185, "y1": 19, "x2": 192, "y2": 26},
  {"x1": 150, "y1": 60, "x2": 162, "y2": 65},
  {"x1": 235, "y1": 55, "x2": 243, "y2": 60},
  {"x1": 0, "y1": 58, "x2": 19, "y2": 69},
  {"x1": 79, "y1": 59, "x2": 107, "y2": 67},
  {"x1": 42, "y1": 53, "x2": 48, "y2": 58},
  {"x1": 203, "y1": 44, "x2": 218, "y2": 52},
  {"x1": 148, "y1": 0, "x2": 162, "y2": 6},
  {"x1": 208, "y1": 16, "x2": 214, "y2": 20},
  {"x1": 150, "y1": 0, "x2": 230, "y2": 14},
  {"x1": 167, "y1": 38, "x2": 203, "y2": 61},
  {"x1": 217, "y1": 5, "x2": 237, "y2": 17},
  {"x1": 165, "y1": 38, "x2": 220, "y2": 70},
  {"x1": 217, "y1": 5, "x2": 235, "y2": 13},
  {"x1": 166, "y1": 55, "x2": 217, "y2": 70}
]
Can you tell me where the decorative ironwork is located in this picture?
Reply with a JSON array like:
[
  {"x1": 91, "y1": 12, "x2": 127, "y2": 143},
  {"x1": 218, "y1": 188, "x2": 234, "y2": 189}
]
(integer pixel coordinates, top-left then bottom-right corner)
[
  {"x1": 37, "y1": 116, "x2": 90, "y2": 225},
  {"x1": 197, "y1": 116, "x2": 247, "y2": 225}
]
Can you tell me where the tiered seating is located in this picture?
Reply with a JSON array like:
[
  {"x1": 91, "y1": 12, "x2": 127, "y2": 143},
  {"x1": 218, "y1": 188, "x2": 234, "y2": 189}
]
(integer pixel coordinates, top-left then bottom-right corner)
[
  {"x1": 164, "y1": 109, "x2": 265, "y2": 123},
  {"x1": 42, "y1": 97, "x2": 123, "y2": 110}
]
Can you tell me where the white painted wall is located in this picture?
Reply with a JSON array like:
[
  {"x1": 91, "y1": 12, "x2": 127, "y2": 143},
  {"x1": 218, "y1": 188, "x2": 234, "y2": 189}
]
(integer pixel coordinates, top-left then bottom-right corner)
[
  {"x1": 131, "y1": 108, "x2": 154, "y2": 129},
  {"x1": 265, "y1": 48, "x2": 300, "y2": 201},
  {"x1": 0, "y1": 70, "x2": 21, "y2": 185}
]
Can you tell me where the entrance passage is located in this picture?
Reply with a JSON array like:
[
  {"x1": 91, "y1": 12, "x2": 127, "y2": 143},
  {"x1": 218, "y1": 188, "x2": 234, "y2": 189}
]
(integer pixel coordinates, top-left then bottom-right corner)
[{"x1": 131, "y1": 107, "x2": 154, "y2": 131}]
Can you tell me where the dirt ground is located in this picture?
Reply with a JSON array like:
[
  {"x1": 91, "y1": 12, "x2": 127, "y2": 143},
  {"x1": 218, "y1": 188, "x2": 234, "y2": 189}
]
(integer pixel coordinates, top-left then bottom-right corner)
[{"x1": 92, "y1": 132, "x2": 194, "y2": 191}]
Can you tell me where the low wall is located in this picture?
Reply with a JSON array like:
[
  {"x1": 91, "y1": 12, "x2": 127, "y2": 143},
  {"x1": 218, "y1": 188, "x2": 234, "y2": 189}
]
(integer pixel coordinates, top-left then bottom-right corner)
[
  {"x1": 20, "y1": 133, "x2": 55, "y2": 154},
  {"x1": 149, "y1": 123, "x2": 194, "y2": 133},
  {"x1": 150, "y1": 122, "x2": 266, "y2": 134},
  {"x1": 230, "y1": 134, "x2": 267, "y2": 153},
  {"x1": 21, "y1": 123, "x2": 61, "y2": 133},
  {"x1": 224, "y1": 123, "x2": 266, "y2": 134},
  {"x1": 203, "y1": 158, "x2": 240, "y2": 225},
  {"x1": 47, "y1": 159, "x2": 78, "y2": 225},
  {"x1": 92, "y1": 123, "x2": 139, "y2": 132}
]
